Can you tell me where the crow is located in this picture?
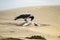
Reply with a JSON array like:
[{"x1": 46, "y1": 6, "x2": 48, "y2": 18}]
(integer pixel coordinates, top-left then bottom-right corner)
[{"x1": 14, "y1": 14, "x2": 34, "y2": 21}]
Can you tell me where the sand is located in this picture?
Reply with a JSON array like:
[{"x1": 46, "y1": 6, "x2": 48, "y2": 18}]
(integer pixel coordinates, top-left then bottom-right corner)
[{"x1": 0, "y1": 6, "x2": 60, "y2": 40}]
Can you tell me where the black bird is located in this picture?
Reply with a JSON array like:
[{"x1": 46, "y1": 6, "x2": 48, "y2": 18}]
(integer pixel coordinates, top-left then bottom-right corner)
[{"x1": 14, "y1": 14, "x2": 34, "y2": 21}]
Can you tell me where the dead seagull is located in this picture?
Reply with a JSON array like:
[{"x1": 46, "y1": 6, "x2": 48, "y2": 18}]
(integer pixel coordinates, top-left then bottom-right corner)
[{"x1": 14, "y1": 14, "x2": 39, "y2": 26}]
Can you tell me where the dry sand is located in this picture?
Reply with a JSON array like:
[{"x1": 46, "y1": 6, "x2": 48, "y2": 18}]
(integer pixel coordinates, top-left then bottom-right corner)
[{"x1": 0, "y1": 6, "x2": 60, "y2": 40}]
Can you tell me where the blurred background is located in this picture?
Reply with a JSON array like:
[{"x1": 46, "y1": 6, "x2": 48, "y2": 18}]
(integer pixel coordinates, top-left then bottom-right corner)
[{"x1": 0, "y1": 0, "x2": 60, "y2": 11}]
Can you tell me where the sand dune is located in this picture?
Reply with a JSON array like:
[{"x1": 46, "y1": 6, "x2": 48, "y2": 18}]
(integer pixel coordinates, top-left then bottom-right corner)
[{"x1": 0, "y1": 6, "x2": 60, "y2": 40}]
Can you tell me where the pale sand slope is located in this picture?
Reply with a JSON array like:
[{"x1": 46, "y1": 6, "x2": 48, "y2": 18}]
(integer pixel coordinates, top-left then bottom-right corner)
[{"x1": 0, "y1": 6, "x2": 60, "y2": 40}]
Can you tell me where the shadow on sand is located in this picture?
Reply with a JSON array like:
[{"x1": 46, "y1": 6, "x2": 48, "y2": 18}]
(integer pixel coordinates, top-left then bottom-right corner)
[
  {"x1": 0, "y1": 35, "x2": 46, "y2": 40},
  {"x1": 0, "y1": 37, "x2": 22, "y2": 40},
  {"x1": 25, "y1": 35, "x2": 46, "y2": 40},
  {"x1": 0, "y1": 22, "x2": 50, "y2": 27}
]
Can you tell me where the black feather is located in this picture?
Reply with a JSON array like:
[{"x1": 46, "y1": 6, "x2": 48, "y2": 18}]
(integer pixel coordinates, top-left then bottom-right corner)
[{"x1": 14, "y1": 14, "x2": 31, "y2": 20}]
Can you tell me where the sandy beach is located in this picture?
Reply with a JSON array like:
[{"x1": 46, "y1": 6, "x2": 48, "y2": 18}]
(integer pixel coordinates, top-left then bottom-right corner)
[{"x1": 0, "y1": 6, "x2": 60, "y2": 40}]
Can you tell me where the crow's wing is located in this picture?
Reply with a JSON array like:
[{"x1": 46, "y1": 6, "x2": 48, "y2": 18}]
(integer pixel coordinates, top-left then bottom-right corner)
[{"x1": 14, "y1": 14, "x2": 31, "y2": 20}]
